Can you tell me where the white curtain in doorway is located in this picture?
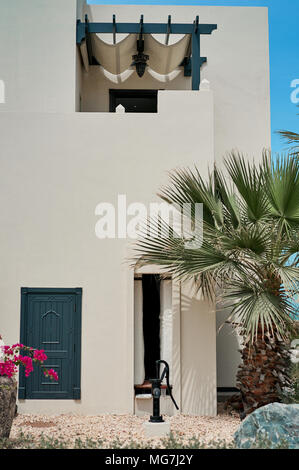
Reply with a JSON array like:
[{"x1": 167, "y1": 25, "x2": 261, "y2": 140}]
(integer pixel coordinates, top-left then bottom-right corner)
[
  {"x1": 160, "y1": 280, "x2": 173, "y2": 383},
  {"x1": 134, "y1": 280, "x2": 145, "y2": 385}
]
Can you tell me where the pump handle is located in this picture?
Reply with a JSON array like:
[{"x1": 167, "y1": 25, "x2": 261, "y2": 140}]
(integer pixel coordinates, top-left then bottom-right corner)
[{"x1": 156, "y1": 360, "x2": 179, "y2": 410}]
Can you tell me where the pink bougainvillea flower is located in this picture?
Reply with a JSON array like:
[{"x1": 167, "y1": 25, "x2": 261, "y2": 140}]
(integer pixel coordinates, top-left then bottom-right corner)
[
  {"x1": 0, "y1": 342, "x2": 58, "y2": 381},
  {"x1": 15, "y1": 355, "x2": 34, "y2": 377},
  {"x1": 45, "y1": 368, "x2": 59, "y2": 381},
  {"x1": 11, "y1": 343, "x2": 24, "y2": 349},
  {"x1": 3, "y1": 346, "x2": 14, "y2": 356},
  {"x1": 33, "y1": 349, "x2": 47, "y2": 362},
  {"x1": 0, "y1": 360, "x2": 17, "y2": 378}
]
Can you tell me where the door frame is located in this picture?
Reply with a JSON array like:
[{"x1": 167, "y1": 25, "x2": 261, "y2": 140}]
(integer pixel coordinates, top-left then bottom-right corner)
[
  {"x1": 19, "y1": 287, "x2": 82, "y2": 400},
  {"x1": 131, "y1": 265, "x2": 182, "y2": 414}
]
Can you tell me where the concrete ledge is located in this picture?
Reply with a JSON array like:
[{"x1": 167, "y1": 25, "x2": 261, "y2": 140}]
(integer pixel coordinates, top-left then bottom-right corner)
[
  {"x1": 142, "y1": 420, "x2": 170, "y2": 438},
  {"x1": 135, "y1": 394, "x2": 152, "y2": 399}
]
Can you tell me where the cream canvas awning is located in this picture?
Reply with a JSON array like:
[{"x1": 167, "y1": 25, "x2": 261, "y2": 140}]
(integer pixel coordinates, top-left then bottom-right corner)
[
  {"x1": 80, "y1": 33, "x2": 191, "y2": 77},
  {"x1": 91, "y1": 33, "x2": 138, "y2": 75},
  {"x1": 145, "y1": 34, "x2": 190, "y2": 75},
  {"x1": 76, "y1": 16, "x2": 217, "y2": 89}
]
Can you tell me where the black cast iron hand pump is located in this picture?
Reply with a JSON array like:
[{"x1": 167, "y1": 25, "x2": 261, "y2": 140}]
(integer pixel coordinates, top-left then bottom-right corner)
[{"x1": 149, "y1": 360, "x2": 179, "y2": 423}]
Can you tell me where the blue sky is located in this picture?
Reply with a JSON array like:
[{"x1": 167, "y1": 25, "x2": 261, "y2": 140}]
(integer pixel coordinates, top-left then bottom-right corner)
[{"x1": 87, "y1": 0, "x2": 298, "y2": 153}]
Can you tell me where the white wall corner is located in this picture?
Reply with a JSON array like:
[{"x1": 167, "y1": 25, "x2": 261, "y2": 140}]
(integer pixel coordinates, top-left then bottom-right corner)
[
  {"x1": 200, "y1": 79, "x2": 210, "y2": 91},
  {"x1": 0, "y1": 80, "x2": 5, "y2": 103}
]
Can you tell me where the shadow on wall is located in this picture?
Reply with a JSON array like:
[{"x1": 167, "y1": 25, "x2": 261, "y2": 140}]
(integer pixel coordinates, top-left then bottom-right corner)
[
  {"x1": 180, "y1": 289, "x2": 217, "y2": 416},
  {"x1": 182, "y1": 366, "x2": 217, "y2": 416},
  {"x1": 0, "y1": 80, "x2": 5, "y2": 103},
  {"x1": 216, "y1": 307, "x2": 242, "y2": 389}
]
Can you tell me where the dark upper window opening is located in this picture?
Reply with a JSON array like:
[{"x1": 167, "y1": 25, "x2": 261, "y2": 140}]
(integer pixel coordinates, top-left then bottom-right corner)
[{"x1": 109, "y1": 89, "x2": 158, "y2": 113}]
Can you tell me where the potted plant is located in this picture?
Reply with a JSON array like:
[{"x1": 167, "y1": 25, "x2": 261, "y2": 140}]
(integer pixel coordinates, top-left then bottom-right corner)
[{"x1": 0, "y1": 335, "x2": 58, "y2": 438}]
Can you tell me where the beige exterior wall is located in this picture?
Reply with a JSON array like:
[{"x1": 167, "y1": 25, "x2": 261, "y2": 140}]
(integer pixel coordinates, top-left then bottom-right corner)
[
  {"x1": 0, "y1": 2, "x2": 271, "y2": 159},
  {"x1": 216, "y1": 309, "x2": 242, "y2": 388},
  {"x1": 77, "y1": 3, "x2": 271, "y2": 392},
  {"x1": 0, "y1": 1, "x2": 271, "y2": 414},
  {"x1": 181, "y1": 283, "x2": 216, "y2": 416},
  {"x1": 0, "y1": 0, "x2": 78, "y2": 113},
  {"x1": 81, "y1": 4, "x2": 271, "y2": 161},
  {"x1": 0, "y1": 90, "x2": 216, "y2": 415}
]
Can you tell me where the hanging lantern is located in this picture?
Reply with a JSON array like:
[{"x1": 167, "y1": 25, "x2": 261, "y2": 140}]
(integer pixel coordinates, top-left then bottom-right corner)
[{"x1": 132, "y1": 39, "x2": 149, "y2": 78}]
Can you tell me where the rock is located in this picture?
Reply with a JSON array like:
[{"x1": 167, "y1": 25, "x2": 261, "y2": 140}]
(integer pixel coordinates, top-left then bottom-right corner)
[
  {"x1": 0, "y1": 376, "x2": 17, "y2": 438},
  {"x1": 234, "y1": 402, "x2": 299, "y2": 449}
]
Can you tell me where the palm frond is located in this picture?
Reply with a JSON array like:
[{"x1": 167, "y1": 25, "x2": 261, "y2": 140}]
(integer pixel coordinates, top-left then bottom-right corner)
[
  {"x1": 224, "y1": 151, "x2": 270, "y2": 223},
  {"x1": 264, "y1": 154, "x2": 299, "y2": 230},
  {"x1": 214, "y1": 165, "x2": 240, "y2": 228},
  {"x1": 133, "y1": 152, "x2": 298, "y2": 341},
  {"x1": 219, "y1": 224, "x2": 270, "y2": 256},
  {"x1": 222, "y1": 279, "x2": 294, "y2": 340},
  {"x1": 158, "y1": 168, "x2": 223, "y2": 226},
  {"x1": 277, "y1": 130, "x2": 299, "y2": 156}
]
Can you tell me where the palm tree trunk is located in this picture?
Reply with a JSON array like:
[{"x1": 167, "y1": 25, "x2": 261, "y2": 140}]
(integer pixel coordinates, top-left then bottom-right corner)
[{"x1": 236, "y1": 328, "x2": 291, "y2": 418}]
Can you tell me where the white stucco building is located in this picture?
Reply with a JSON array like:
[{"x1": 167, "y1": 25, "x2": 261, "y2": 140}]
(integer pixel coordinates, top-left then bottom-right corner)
[{"x1": 0, "y1": 0, "x2": 271, "y2": 416}]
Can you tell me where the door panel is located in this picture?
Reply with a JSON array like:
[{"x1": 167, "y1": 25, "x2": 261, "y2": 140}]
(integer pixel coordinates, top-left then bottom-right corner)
[{"x1": 19, "y1": 288, "x2": 82, "y2": 400}]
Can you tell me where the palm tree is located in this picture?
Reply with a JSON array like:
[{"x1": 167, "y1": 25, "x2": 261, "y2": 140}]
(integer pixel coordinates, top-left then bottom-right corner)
[{"x1": 134, "y1": 152, "x2": 299, "y2": 417}]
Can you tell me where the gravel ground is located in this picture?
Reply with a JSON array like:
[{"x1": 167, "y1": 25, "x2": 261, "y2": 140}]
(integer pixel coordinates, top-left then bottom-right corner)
[{"x1": 10, "y1": 409, "x2": 240, "y2": 448}]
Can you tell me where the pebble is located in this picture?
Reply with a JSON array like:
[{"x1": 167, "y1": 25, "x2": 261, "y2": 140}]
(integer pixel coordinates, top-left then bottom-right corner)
[{"x1": 10, "y1": 411, "x2": 240, "y2": 448}]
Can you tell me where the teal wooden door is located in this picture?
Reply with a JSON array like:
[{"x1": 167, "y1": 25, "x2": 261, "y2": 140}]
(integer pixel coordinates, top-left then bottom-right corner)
[{"x1": 19, "y1": 288, "x2": 82, "y2": 399}]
